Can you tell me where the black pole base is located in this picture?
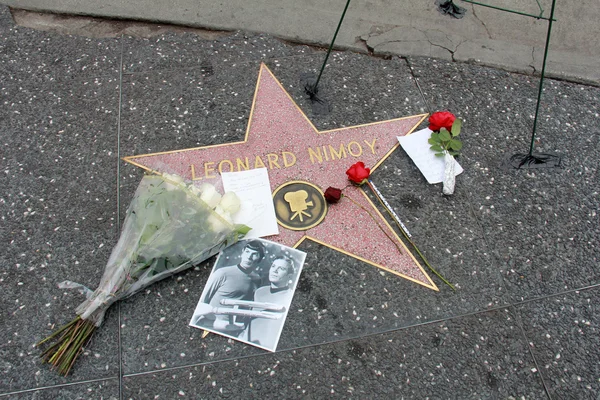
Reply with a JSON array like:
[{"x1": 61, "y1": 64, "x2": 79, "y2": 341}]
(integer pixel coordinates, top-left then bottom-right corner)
[
  {"x1": 300, "y1": 72, "x2": 319, "y2": 99},
  {"x1": 300, "y1": 72, "x2": 332, "y2": 115},
  {"x1": 304, "y1": 83, "x2": 320, "y2": 102},
  {"x1": 508, "y1": 152, "x2": 562, "y2": 169},
  {"x1": 436, "y1": 0, "x2": 467, "y2": 18}
]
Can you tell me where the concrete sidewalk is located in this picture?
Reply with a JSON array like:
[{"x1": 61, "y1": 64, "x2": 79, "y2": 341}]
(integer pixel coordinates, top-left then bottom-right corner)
[
  {"x1": 1, "y1": 0, "x2": 599, "y2": 85},
  {"x1": 1, "y1": 3, "x2": 599, "y2": 399}
]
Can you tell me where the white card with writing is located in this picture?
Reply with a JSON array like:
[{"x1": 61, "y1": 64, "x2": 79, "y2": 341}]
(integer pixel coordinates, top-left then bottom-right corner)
[
  {"x1": 398, "y1": 128, "x2": 463, "y2": 184},
  {"x1": 221, "y1": 168, "x2": 279, "y2": 238}
]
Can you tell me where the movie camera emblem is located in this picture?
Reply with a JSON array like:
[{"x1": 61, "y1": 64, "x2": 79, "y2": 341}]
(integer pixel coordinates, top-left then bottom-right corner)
[{"x1": 272, "y1": 181, "x2": 327, "y2": 231}]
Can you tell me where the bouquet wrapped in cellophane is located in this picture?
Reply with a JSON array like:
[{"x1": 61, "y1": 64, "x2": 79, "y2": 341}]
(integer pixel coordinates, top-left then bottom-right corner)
[{"x1": 37, "y1": 173, "x2": 249, "y2": 375}]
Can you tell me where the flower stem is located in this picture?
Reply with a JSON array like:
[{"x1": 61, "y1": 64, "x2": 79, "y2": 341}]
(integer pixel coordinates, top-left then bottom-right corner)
[
  {"x1": 36, "y1": 317, "x2": 80, "y2": 347},
  {"x1": 365, "y1": 181, "x2": 455, "y2": 291},
  {"x1": 38, "y1": 316, "x2": 97, "y2": 376},
  {"x1": 343, "y1": 194, "x2": 403, "y2": 255}
]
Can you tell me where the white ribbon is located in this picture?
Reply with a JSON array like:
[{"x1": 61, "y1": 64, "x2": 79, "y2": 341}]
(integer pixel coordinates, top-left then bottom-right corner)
[{"x1": 443, "y1": 151, "x2": 456, "y2": 195}]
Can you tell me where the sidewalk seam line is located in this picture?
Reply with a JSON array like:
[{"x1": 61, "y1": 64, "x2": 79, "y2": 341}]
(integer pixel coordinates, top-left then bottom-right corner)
[
  {"x1": 116, "y1": 34, "x2": 125, "y2": 400},
  {"x1": 510, "y1": 304, "x2": 554, "y2": 399},
  {"x1": 121, "y1": 283, "x2": 600, "y2": 378},
  {"x1": 0, "y1": 377, "x2": 119, "y2": 398}
]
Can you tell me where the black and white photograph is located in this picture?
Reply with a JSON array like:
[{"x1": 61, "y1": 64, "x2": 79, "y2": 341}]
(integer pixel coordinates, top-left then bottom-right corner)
[{"x1": 189, "y1": 238, "x2": 306, "y2": 351}]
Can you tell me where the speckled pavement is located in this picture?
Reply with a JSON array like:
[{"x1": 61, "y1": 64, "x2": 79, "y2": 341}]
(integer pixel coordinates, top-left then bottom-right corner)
[{"x1": 1, "y1": 5, "x2": 599, "y2": 399}]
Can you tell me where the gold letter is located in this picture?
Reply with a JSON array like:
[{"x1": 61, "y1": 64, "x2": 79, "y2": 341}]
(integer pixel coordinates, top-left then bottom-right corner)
[
  {"x1": 236, "y1": 157, "x2": 250, "y2": 171},
  {"x1": 254, "y1": 155, "x2": 266, "y2": 169},
  {"x1": 204, "y1": 162, "x2": 216, "y2": 178},
  {"x1": 347, "y1": 141, "x2": 363, "y2": 157},
  {"x1": 307, "y1": 147, "x2": 323, "y2": 164},
  {"x1": 267, "y1": 153, "x2": 281, "y2": 169},
  {"x1": 190, "y1": 164, "x2": 201, "y2": 181},
  {"x1": 363, "y1": 138, "x2": 377, "y2": 154},
  {"x1": 329, "y1": 143, "x2": 347, "y2": 160},
  {"x1": 282, "y1": 151, "x2": 297, "y2": 167},
  {"x1": 322, "y1": 146, "x2": 330, "y2": 161},
  {"x1": 218, "y1": 159, "x2": 234, "y2": 173}
]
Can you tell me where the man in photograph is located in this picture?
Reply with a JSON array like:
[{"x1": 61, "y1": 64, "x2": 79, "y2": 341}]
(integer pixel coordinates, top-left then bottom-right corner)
[
  {"x1": 191, "y1": 240, "x2": 265, "y2": 332},
  {"x1": 247, "y1": 256, "x2": 297, "y2": 349}
]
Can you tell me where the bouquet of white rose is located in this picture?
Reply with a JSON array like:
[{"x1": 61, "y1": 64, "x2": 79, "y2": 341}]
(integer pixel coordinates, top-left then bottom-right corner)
[{"x1": 37, "y1": 173, "x2": 249, "y2": 375}]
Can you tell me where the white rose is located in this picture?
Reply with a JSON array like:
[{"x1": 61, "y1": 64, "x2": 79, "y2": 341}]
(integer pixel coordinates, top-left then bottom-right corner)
[
  {"x1": 188, "y1": 184, "x2": 202, "y2": 197},
  {"x1": 208, "y1": 205, "x2": 234, "y2": 233},
  {"x1": 163, "y1": 173, "x2": 185, "y2": 185},
  {"x1": 218, "y1": 192, "x2": 241, "y2": 215},
  {"x1": 198, "y1": 183, "x2": 222, "y2": 209},
  {"x1": 214, "y1": 205, "x2": 234, "y2": 224}
]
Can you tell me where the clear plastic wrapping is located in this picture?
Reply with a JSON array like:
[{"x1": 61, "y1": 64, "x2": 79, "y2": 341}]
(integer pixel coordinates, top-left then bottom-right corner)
[{"x1": 70, "y1": 173, "x2": 244, "y2": 326}]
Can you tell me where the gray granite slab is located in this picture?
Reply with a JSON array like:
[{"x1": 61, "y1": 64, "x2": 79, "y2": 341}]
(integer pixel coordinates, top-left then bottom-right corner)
[
  {"x1": 0, "y1": 7, "x2": 120, "y2": 82},
  {"x1": 515, "y1": 287, "x2": 600, "y2": 400},
  {"x1": 121, "y1": 30, "x2": 317, "y2": 74},
  {"x1": 117, "y1": 227, "x2": 505, "y2": 374},
  {"x1": 0, "y1": 74, "x2": 121, "y2": 392},
  {"x1": 2, "y1": 379, "x2": 119, "y2": 399},
  {"x1": 118, "y1": 51, "x2": 428, "y2": 157},
  {"x1": 117, "y1": 49, "x2": 508, "y2": 374},
  {"x1": 406, "y1": 57, "x2": 600, "y2": 301},
  {"x1": 117, "y1": 58, "x2": 262, "y2": 375},
  {"x1": 122, "y1": 308, "x2": 546, "y2": 399},
  {"x1": 265, "y1": 53, "x2": 428, "y2": 130},
  {"x1": 119, "y1": 62, "x2": 258, "y2": 157}
]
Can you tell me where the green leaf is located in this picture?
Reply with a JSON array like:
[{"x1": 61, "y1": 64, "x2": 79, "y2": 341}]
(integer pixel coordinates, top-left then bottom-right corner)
[
  {"x1": 429, "y1": 132, "x2": 440, "y2": 142},
  {"x1": 430, "y1": 144, "x2": 444, "y2": 152},
  {"x1": 435, "y1": 153, "x2": 445, "y2": 157},
  {"x1": 149, "y1": 258, "x2": 168, "y2": 277},
  {"x1": 451, "y1": 118, "x2": 462, "y2": 136},
  {"x1": 428, "y1": 137, "x2": 439, "y2": 145},
  {"x1": 439, "y1": 130, "x2": 451, "y2": 142},
  {"x1": 235, "y1": 224, "x2": 251, "y2": 237},
  {"x1": 450, "y1": 139, "x2": 463, "y2": 151}
]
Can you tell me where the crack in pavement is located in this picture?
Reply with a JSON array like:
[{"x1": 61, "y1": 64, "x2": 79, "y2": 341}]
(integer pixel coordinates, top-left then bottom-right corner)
[
  {"x1": 416, "y1": 27, "x2": 458, "y2": 60},
  {"x1": 358, "y1": 24, "x2": 403, "y2": 55},
  {"x1": 452, "y1": 39, "x2": 466, "y2": 62},
  {"x1": 429, "y1": 41, "x2": 455, "y2": 56},
  {"x1": 471, "y1": 4, "x2": 492, "y2": 39},
  {"x1": 529, "y1": 46, "x2": 537, "y2": 75},
  {"x1": 366, "y1": 26, "x2": 465, "y2": 63},
  {"x1": 355, "y1": 35, "x2": 372, "y2": 54},
  {"x1": 402, "y1": 57, "x2": 432, "y2": 115}
]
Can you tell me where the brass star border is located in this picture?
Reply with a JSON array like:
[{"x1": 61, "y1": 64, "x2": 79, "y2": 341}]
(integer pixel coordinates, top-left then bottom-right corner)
[{"x1": 124, "y1": 63, "x2": 438, "y2": 291}]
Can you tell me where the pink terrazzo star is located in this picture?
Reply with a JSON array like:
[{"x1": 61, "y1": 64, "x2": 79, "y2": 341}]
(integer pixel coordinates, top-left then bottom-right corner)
[{"x1": 124, "y1": 63, "x2": 438, "y2": 291}]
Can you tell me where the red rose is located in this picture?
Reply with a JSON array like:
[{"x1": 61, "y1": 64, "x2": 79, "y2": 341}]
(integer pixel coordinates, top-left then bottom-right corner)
[
  {"x1": 429, "y1": 111, "x2": 456, "y2": 132},
  {"x1": 346, "y1": 161, "x2": 370, "y2": 185},
  {"x1": 324, "y1": 187, "x2": 343, "y2": 204}
]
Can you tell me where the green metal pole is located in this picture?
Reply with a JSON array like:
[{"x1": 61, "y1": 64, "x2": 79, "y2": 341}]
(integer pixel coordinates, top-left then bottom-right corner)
[
  {"x1": 528, "y1": 0, "x2": 557, "y2": 156},
  {"x1": 312, "y1": 0, "x2": 352, "y2": 93}
]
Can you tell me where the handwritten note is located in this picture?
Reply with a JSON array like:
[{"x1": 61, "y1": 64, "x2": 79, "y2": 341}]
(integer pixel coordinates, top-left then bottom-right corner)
[
  {"x1": 221, "y1": 168, "x2": 279, "y2": 238},
  {"x1": 398, "y1": 128, "x2": 463, "y2": 184}
]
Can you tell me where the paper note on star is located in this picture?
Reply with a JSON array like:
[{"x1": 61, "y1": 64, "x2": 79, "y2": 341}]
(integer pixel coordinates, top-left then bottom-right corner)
[
  {"x1": 221, "y1": 168, "x2": 279, "y2": 238},
  {"x1": 398, "y1": 128, "x2": 463, "y2": 184}
]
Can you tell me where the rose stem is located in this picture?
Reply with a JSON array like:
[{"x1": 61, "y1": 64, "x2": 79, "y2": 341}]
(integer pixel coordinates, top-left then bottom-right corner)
[
  {"x1": 365, "y1": 181, "x2": 455, "y2": 291},
  {"x1": 343, "y1": 194, "x2": 404, "y2": 255}
]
